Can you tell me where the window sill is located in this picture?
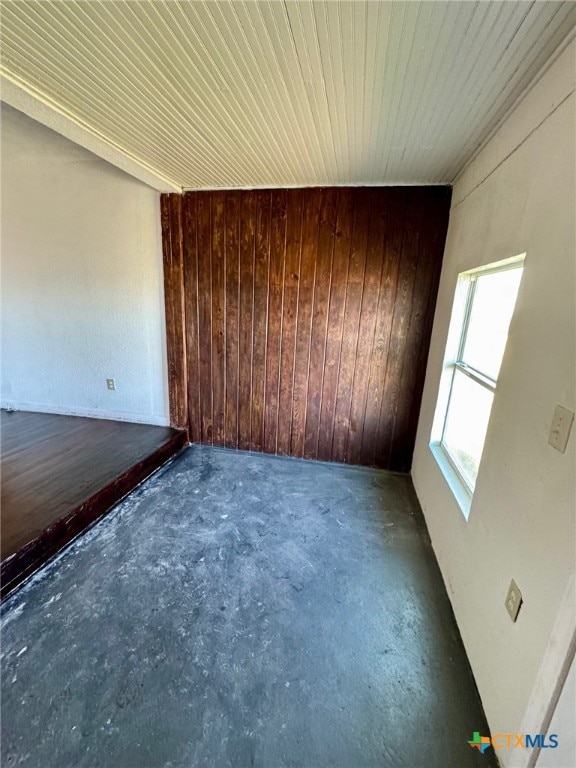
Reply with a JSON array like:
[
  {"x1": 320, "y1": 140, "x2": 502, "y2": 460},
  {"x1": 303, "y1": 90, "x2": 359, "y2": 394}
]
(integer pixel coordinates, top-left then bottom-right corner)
[{"x1": 429, "y1": 442, "x2": 472, "y2": 520}]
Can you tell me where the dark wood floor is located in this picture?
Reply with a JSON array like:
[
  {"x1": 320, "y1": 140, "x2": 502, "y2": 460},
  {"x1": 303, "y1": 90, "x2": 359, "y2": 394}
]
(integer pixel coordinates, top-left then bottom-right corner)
[{"x1": 1, "y1": 410, "x2": 186, "y2": 596}]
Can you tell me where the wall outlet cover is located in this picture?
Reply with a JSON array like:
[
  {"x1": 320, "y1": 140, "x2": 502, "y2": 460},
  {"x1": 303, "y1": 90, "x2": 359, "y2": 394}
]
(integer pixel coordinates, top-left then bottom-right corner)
[
  {"x1": 505, "y1": 579, "x2": 523, "y2": 622},
  {"x1": 106, "y1": 378, "x2": 116, "y2": 391}
]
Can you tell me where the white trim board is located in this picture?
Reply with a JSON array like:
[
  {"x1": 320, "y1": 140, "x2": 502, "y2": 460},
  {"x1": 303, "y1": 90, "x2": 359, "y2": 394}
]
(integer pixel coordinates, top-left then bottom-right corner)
[
  {"x1": 520, "y1": 575, "x2": 576, "y2": 768},
  {"x1": 0, "y1": 72, "x2": 181, "y2": 194}
]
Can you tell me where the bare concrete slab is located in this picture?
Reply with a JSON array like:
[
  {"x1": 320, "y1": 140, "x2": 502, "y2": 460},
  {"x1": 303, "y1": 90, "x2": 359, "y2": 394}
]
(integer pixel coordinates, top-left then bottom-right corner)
[{"x1": 1, "y1": 445, "x2": 496, "y2": 768}]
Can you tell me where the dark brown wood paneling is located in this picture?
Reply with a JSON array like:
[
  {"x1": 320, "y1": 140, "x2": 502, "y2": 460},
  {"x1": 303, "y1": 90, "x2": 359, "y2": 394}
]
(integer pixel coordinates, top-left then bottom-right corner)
[
  {"x1": 332, "y1": 190, "x2": 370, "y2": 463},
  {"x1": 360, "y1": 189, "x2": 406, "y2": 466},
  {"x1": 197, "y1": 193, "x2": 213, "y2": 444},
  {"x1": 264, "y1": 190, "x2": 288, "y2": 455},
  {"x1": 317, "y1": 189, "x2": 354, "y2": 461},
  {"x1": 374, "y1": 190, "x2": 426, "y2": 469},
  {"x1": 251, "y1": 191, "x2": 271, "y2": 453},
  {"x1": 224, "y1": 192, "x2": 241, "y2": 449},
  {"x1": 211, "y1": 192, "x2": 226, "y2": 447},
  {"x1": 238, "y1": 193, "x2": 255, "y2": 452},
  {"x1": 291, "y1": 189, "x2": 321, "y2": 457},
  {"x1": 182, "y1": 192, "x2": 200, "y2": 443},
  {"x1": 304, "y1": 188, "x2": 337, "y2": 459},
  {"x1": 161, "y1": 194, "x2": 188, "y2": 432},
  {"x1": 161, "y1": 186, "x2": 450, "y2": 471},
  {"x1": 345, "y1": 189, "x2": 389, "y2": 465},
  {"x1": 276, "y1": 190, "x2": 303, "y2": 456}
]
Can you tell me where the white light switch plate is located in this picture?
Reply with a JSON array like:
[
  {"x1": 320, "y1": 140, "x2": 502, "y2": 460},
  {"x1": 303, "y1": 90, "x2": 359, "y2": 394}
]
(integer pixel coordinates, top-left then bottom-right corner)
[{"x1": 548, "y1": 405, "x2": 574, "y2": 453}]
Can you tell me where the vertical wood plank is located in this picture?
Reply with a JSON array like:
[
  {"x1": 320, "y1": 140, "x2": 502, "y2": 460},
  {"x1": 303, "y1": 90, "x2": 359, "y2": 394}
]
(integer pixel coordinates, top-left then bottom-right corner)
[
  {"x1": 211, "y1": 192, "x2": 226, "y2": 447},
  {"x1": 251, "y1": 191, "x2": 271, "y2": 452},
  {"x1": 224, "y1": 191, "x2": 241, "y2": 449},
  {"x1": 238, "y1": 192, "x2": 255, "y2": 451},
  {"x1": 304, "y1": 188, "x2": 338, "y2": 460},
  {"x1": 276, "y1": 189, "x2": 303, "y2": 456},
  {"x1": 374, "y1": 189, "x2": 426, "y2": 468},
  {"x1": 264, "y1": 190, "x2": 288, "y2": 455},
  {"x1": 331, "y1": 190, "x2": 370, "y2": 463},
  {"x1": 317, "y1": 189, "x2": 354, "y2": 461},
  {"x1": 345, "y1": 189, "x2": 388, "y2": 464},
  {"x1": 391, "y1": 188, "x2": 452, "y2": 471},
  {"x1": 360, "y1": 189, "x2": 407, "y2": 466},
  {"x1": 196, "y1": 193, "x2": 213, "y2": 444},
  {"x1": 182, "y1": 192, "x2": 200, "y2": 443},
  {"x1": 160, "y1": 194, "x2": 188, "y2": 432},
  {"x1": 290, "y1": 189, "x2": 322, "y2": 457}
]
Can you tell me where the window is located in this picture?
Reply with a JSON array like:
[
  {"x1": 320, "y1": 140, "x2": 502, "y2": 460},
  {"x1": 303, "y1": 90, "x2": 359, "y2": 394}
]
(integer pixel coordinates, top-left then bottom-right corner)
[{"x1": 431, "y1": 256, "x2": 524, "y2": 516}]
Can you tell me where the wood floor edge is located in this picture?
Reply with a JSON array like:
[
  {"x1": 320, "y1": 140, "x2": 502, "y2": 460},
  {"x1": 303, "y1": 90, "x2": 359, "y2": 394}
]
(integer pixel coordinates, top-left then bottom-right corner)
[{"x1": 0, "y1": 430, "x2": 188, "y2": 600}]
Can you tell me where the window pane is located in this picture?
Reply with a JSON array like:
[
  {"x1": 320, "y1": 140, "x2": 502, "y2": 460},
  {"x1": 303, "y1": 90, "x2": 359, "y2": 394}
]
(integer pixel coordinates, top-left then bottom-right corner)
[
  {"x1": 442, "y1": 369, "x2": 494, "y2": 489},
  {"x1": 461, "y1": 267, "x2": 523, "y2": 380}
]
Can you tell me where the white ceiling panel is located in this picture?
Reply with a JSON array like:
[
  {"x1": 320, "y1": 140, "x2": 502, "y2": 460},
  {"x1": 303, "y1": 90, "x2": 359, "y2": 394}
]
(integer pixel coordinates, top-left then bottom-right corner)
[{"x1": 1, "y1": 1, "x2": 575, "y2": 191}]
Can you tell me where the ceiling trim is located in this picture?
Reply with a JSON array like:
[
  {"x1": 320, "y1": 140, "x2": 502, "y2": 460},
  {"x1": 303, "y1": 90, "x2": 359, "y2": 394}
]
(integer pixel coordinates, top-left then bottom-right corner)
[
  {"x1": 0, "y1": 71, "x2": 181, "y2": 193},
  {"x1": 182, "y1": 182, "x2": 453, "y2": 192}
]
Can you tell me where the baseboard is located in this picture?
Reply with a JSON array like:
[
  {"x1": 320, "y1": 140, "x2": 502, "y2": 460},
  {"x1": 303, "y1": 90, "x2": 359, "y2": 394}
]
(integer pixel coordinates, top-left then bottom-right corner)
[{"x1": 0, "y1": 401, "x2": 169, "y2": 427}]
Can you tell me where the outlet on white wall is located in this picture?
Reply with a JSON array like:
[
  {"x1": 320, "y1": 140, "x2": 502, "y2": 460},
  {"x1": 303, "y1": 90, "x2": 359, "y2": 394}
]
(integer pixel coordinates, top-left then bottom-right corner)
[
  {"x1": 0, "y1": 106, "x2": 169, "y2": 426},
  {"x1": 505, "y1": 579, "x2": 523, "y2": 622},
  {"x1": 106, "y1": 378, "x2": 116, "y2": 391},
  {"x1": 548, "y1": 405, "x2": 574, "y2": 453}
]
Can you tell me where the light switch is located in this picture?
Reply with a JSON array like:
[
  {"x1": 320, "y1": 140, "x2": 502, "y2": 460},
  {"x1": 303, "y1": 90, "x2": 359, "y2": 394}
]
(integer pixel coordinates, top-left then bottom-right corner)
[{"x1": 548, "y1": 406, "x2": 574, "y2": 454}]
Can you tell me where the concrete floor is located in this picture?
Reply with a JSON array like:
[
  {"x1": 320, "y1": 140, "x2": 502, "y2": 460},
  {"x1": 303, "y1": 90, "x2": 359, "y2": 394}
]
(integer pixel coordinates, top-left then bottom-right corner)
[{"x1": 1, "y1": 445, "x2": 496, "y2": 768}]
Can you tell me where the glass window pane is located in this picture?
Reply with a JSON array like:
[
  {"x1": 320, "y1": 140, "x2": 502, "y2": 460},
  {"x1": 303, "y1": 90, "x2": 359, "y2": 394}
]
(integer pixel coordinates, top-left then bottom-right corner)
[
  {"x1": 461, "y1": 267, "x2": 523, "y2": 380},
  {"x1": 442, "y1": 369, "x2": 494, "y2": 489}
]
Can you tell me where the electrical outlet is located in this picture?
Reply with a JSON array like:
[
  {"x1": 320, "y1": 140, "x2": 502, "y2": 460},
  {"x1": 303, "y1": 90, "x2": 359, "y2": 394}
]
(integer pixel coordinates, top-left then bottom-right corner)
[
  {"x1": 548, "y1": 405, "x2": 574, "y2": 453},
  {"x1": 505, "y1": 579, "x2": 523, "y2": 622},
  {"x1": 106, "y1": 378, "x2": 116, "y2": 391}
]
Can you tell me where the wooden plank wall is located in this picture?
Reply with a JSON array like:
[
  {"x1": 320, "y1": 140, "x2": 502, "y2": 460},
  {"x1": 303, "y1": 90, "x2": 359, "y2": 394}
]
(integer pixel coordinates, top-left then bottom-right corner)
[
  {"x1": 160, "y1": 194, "x2": 188, "y2": 431},
  {"x1": 161, "y1": 187, "x2": 450, "y2": 471}
]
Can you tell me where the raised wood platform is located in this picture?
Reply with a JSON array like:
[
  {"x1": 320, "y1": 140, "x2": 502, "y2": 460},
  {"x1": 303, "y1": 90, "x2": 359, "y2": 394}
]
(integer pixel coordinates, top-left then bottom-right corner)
[{"x1": 1, "y1": 410, "x2": 187, "y2": 597}]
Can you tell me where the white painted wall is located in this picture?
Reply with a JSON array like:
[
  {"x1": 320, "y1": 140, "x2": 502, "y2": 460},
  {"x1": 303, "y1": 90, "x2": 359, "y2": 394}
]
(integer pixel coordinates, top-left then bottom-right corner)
[
  {"x1": 1, "y1": 105, "x2": 169, "y2": 426},
  {"x1": 536, "y1": 651, "x2": 576, "y2": 768},
  {"x1": 412, "y1": 39, "x2": 575, "y2": 768}
]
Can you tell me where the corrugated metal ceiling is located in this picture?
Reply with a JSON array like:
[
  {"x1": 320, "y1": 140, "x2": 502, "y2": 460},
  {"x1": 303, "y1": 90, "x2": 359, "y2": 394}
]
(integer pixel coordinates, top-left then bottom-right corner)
[{"x1": 1, "y1": 1, "x2": 575, "y2": 191}]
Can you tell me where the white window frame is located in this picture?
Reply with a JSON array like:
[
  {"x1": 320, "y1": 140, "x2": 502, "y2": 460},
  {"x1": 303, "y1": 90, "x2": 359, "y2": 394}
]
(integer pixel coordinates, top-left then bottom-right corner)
[{"x1": 430, "y1": 254, "x2": 525, "y2": 518}]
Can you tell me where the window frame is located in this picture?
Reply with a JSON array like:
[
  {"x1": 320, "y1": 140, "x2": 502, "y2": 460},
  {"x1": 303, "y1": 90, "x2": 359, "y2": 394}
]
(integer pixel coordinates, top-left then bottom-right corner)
[{"x1": 430, "y1": 256, "x2": 525, "y2": 517}]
